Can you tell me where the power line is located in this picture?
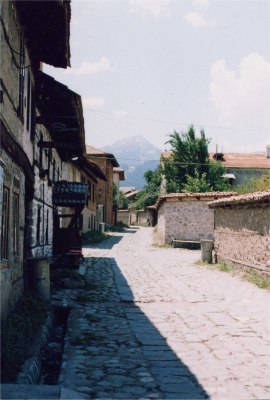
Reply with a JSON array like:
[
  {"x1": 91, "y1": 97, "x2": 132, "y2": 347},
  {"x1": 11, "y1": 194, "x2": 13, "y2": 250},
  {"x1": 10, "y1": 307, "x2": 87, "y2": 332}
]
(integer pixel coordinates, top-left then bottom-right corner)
[
  {"x1": 88, "y1": 154, "x2": 269, "y2": 165},
  {"x1": 83, "y1": 107, "x2": 270, "y2": 132}
]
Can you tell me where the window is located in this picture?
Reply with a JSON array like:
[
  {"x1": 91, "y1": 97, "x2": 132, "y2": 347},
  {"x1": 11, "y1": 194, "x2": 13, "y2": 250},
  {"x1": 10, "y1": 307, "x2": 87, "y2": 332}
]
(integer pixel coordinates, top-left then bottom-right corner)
[
  {"x1": 92, "y1": 184, "x2": 95, "y2": 203},
  {"x1": 39, "y1": 133, "x2": 43, "y2": 168},
  {"x1": 1, "y1": 187, "x2": 10, "y2": 260},
  {"x1": 36, "y1": 206, "x2": 41, "y2": 245},
  {"x1": 72, "y1": 169, "x2": 76, "y2": 182},
  {"x1": 13, "y1": 193, "x2": 19, "y2": 256},
  {"x1": 18, "y1": 37, "x2": 25, "y2": 118},
  {"x1": 45, "y1": 209, "x2": 49, "y2": 244},
  {"x1": 26, "y1": 70, "x2": 31, "y2": 131},
  {"x1": 30, "y1": 87, "x2": 36, "y2": 141},
  {"x1": 52, "y1": 159, "x2": 56, "y2": 182},
  {"x1": 47, "y1": 149, "x2": 52, "y2": 180},
  {"x1": 88, "y1": 181, "x2": 91, "y2": 202},
  {"x1": 91, "y1": 214, "x2": 93, "y2": 230}
]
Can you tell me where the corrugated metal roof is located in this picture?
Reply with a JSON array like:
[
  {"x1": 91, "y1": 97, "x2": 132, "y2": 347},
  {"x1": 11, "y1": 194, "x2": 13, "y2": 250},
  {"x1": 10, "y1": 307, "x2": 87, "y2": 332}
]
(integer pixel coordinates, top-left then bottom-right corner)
[
  {"x1": 53, "y1": 181, "x2": 88, "y2": 206},
  {"x1": 209, "y1": 189, "x2": 270, "y2": 208}
]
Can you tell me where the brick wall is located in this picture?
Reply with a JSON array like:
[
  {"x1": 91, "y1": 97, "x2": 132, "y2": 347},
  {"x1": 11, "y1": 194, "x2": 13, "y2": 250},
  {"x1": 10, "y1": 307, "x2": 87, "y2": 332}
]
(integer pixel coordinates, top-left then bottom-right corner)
[{"x1": 214, "y1": 206, "x2": 270, "y2": 274}]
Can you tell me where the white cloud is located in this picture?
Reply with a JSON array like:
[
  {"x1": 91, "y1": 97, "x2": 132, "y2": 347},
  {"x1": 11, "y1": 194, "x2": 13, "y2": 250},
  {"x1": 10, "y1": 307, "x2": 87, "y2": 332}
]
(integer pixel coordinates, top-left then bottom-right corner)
[
  {"x1": 129, "y1": 0, "x2": 171, "y2": 19},
  {"x1": 193, "y1": 0, "x2": 209, "y2": 8},
  {"x1": 209, "y1": 53, "x2": 270, "y2": 147},
  {"x1": 66, "y1": 57, "x2": 113, "y2": 76},
  {"x1": 83, "y1": 96, "x2": 105, "y2": 109},
  {"x1": 114, "y1": 110, "x2": 128, "y2": 119},
  {"x1": 183, "y1": 12, "x2": 214, "y2": 28}
]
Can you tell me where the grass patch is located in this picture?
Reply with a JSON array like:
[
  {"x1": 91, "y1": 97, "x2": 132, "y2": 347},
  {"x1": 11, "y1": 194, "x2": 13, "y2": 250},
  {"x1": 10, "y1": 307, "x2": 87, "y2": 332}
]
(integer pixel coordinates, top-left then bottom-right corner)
[
  {"x1": 196, "y1": 259, "x2": 270, "y2": 290},
  {"x1": 244, "y1": 270, "x2": 270, "y2": 289},
  {"x1": 217, "y1": 261, "x2": 235, "y2": 272},
  {"x1": 1, "y1": 292, "x2": 48, "y2": 382},
  {"x1": 82, "y1": 230, "x2": 109, "y2": 244},
  {"x1": 152, "y1": 243, "x2": 173, "y2": 248}
]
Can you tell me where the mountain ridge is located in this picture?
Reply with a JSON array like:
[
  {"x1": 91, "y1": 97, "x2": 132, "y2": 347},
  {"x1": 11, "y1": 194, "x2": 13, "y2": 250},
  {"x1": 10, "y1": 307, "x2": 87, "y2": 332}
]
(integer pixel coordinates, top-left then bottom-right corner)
[{"x1": 103, "y1": 136, "x2": 161, "y2": 189}]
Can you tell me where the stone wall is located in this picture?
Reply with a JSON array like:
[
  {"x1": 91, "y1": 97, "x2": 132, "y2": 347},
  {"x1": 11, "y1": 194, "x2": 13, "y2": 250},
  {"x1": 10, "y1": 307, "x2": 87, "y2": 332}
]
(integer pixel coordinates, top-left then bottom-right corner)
[
  {"x1": 157, "y1": 200, "x2": 215, "y2": 244},
  {"x1": 213, "y1": 206, "x2": 270, "y2": 274},
  {"x1": 117, "y1": 210, "x2": 130, "y2": 225},
  {"x1": 156, "y1": 204, "x2": 166, "y2": 243}
]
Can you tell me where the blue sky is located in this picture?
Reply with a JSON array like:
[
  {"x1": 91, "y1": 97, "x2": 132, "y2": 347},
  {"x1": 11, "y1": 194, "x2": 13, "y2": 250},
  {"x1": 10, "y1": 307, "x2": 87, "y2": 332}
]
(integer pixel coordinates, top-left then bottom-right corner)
[{"x1": 44, "y1": 0, "x2": 270, "y2": 154}]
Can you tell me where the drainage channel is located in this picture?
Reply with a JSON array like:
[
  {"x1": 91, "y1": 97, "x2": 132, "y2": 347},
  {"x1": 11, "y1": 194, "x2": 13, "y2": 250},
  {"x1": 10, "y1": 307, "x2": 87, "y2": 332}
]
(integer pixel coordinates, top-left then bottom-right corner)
[
  {"x1": 17, "y1": 305, "x2": 70, "y2": 386},
  {"x1": 41, "y1": 306, "x2": 69, "y2": 385}
]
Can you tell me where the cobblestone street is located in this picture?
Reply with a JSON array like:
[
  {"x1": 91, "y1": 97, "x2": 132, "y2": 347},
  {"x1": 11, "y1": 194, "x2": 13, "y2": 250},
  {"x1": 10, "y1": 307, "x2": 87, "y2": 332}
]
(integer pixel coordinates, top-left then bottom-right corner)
[{"x1": 58, "y1": 227, "x2": 270, "y2": 400}]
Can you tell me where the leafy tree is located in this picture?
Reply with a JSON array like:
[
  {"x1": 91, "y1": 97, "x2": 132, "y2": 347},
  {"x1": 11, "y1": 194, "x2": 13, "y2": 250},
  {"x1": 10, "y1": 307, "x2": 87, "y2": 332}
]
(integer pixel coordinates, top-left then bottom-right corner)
[
  {"x1": 236, "y1": 172, "x2": 270, "y2": 194},
  {"x1": 131, "y1": 166, "x2": 162, "y2": 210},
  {"x1": 162, "y1": 125, "x2": 230, "y2": 193},
  {"x1": 119, "y1": 190, "x2": 129, "y2": 209},
  {"x1": 207, "y1": 161, "x2": 231, "y2": 191},
  {"x1": 113, "y1": 184, "x2": 129, "y2": 209},
  {"x1": 182, "y1": 169, "x2": 212, "y2": 193}
]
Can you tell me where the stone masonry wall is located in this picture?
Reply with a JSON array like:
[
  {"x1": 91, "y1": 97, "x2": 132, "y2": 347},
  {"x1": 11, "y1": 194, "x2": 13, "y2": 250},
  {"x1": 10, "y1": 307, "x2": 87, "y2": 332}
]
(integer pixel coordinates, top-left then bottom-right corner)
[
  {"x1": 158, "y1": 200, "x2": 214, "y2": 244},
  {"x1": 117, "y1": 210, "x2": 130, "y2": 226},
  {"x1": 214, "y1": 206, "x2": 270, "y2": 274},
  {"x1": 156, "y1": 203, "x2": 166, "y2": 244}
]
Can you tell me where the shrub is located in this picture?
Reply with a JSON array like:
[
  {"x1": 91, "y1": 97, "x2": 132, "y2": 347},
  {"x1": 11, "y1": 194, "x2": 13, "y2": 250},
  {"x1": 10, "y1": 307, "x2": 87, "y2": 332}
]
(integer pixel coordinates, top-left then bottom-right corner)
[
  {"x1": 82, "y1": 230, "x2": 109, "y2": 244},
  {"x1": 106, "y1": 221, "x2": 129, "y2": 232}
]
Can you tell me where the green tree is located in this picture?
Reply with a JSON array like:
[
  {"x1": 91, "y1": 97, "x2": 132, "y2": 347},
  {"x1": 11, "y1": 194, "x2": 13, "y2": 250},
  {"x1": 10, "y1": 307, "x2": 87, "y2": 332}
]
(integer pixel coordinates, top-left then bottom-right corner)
[
  {"x1": 182, "y1": 169, "x2": 212, "y2": 193},
  {"x1": 119, "y1": 190, "x2": 129, "y2": 209},
  {"x1": 131, "y1": 166, "x2": 162, "y2": 210},
  {"x1": 113, "y1": 184, "x2": 129, "y2": 209},
  {"x1": 162, "y1": 125, "x2": 230, "y2": 193}
]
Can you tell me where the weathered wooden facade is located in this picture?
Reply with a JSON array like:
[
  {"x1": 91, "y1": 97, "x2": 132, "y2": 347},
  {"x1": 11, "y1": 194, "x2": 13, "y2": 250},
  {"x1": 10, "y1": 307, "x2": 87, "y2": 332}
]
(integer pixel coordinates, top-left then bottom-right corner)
[{"x1": 0, "y1": 0, "x2": 86, "y2": 319}]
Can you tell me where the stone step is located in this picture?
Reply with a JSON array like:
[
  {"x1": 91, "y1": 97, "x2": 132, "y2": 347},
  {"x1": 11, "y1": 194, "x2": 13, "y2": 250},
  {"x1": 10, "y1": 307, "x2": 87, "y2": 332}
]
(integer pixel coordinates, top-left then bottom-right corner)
[
  {"x1": 0, "y1": 384, "x2": 88, "y2": 400},
  {"x1": 0, "y1": 384, "x2": 61, "y2": 399},
  {"x1": 171, "y1": 240, "x2": 201, "y2": 250}
]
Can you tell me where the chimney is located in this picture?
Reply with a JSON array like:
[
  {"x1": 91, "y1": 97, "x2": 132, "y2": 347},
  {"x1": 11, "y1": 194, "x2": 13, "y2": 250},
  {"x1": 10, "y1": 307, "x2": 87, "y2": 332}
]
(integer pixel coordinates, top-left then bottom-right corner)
[{"x1": 267, "y1": 145, "x2": 270, "y2": 158}]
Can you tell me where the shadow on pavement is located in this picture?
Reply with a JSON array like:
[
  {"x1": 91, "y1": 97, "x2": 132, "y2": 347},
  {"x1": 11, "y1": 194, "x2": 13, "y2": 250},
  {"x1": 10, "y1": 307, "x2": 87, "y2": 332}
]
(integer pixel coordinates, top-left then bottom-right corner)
[
  {"x1": 83, "y1": 228, "x2": 138, "y2": 250},
  {"x1": 83, "y1": 235, "x2": 124, "y2": 250},
  {"x1": 83, "y1": 256, "x2": 209, "y2": 399}
]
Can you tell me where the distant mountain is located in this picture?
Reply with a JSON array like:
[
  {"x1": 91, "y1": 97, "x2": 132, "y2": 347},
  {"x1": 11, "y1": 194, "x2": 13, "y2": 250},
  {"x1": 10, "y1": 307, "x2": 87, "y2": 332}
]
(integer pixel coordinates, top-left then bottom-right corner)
[{"x1": 103, "y1": 136, "x2": 161, "y2": 189}]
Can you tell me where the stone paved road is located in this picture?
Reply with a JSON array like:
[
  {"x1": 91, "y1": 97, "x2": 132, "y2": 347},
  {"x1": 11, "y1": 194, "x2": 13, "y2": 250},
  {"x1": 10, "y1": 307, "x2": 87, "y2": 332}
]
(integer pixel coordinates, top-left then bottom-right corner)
[{"x1": 58, "y1": 227, "x2": 270, "y2": 400}]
